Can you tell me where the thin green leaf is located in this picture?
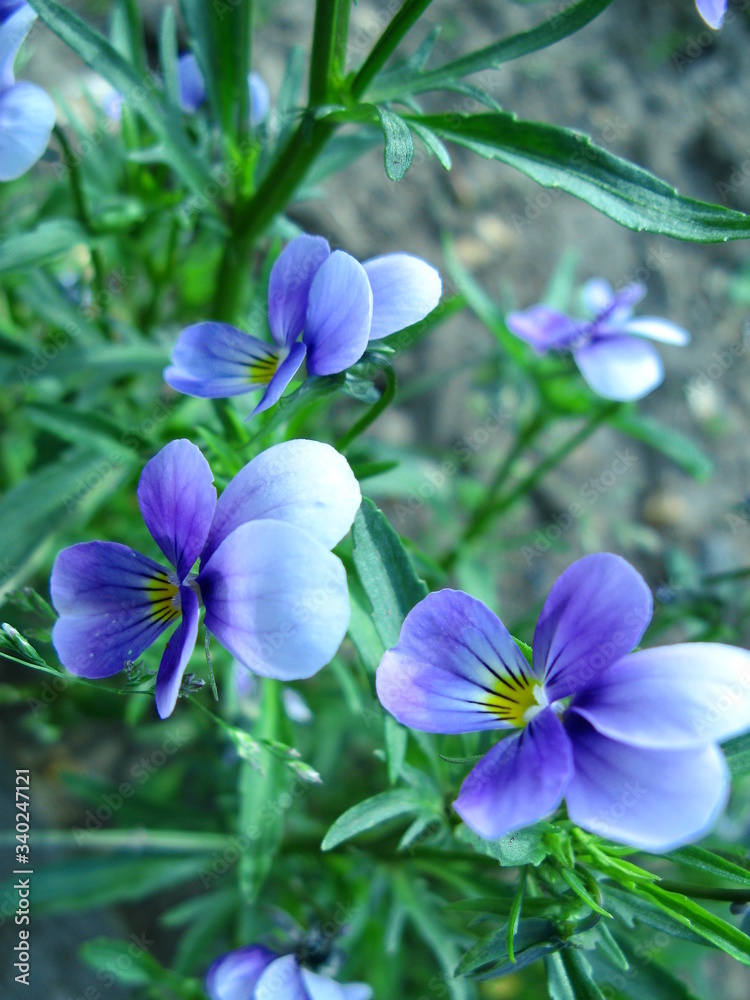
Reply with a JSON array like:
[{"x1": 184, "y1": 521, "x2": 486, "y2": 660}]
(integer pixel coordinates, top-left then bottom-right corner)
[
  {"x1": 661, "y1": 845, "x2": 750, "y2": 887},
  {"x1": 410, "y1": 112, "x2": 750, "y2": 243},
  {"x1": 635, "y1": 883, "x2": 750, "y2": 963},
  {"x1": 377, "y1": 106, "x2": 415, "y2": 180},
  {"x1": 0, "y1": 220, "x2": 86, "y2": 276},
  {"x1": 610, "y1": 411, "x2": 713, "y2": 480},
  {"x1": 723, "y1": 731, "x2": 750, "y2": 776},
  {"x1": 322, "y1": 789, "x2": 424, "y2": 851},
  {"x1": 351, "y1": 497, "x2": 428, "y2": 648},
  {"x1": 546, "y1": 949, "x2": 607, "y2": 1000},
  {"x1": 506, "y1": 877, "x2": 525, "y2": 963}
]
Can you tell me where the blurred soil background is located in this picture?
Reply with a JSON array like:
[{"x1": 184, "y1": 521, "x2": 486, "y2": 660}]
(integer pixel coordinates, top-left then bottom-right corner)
[{"x1": 3, "y1": 0, "x2": 750, "y2": 996}]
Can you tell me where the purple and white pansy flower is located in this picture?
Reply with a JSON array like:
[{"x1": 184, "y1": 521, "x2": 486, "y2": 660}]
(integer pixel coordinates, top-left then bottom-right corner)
[
  {"x1": 164, "y1": 233, "x2": 442, "y2": 415},
  {"x1": 376, "y1": 553, "x2": 750, "y2": 852},
  {"x1": 51, "y1": 438, "x2": 361, "y2": 719},
  {"x1": 506, "y1": 279, "x2": 690, "y2": 402},
  {"x1": 695, "y1": 0, "x2": 726, "y2": 28},
  {"x1": 206, "y1": 944, "x2": 372, "y2": 1000},
  {"x1": 0, "y1": 1, "x2": 55, "y2": 181}
]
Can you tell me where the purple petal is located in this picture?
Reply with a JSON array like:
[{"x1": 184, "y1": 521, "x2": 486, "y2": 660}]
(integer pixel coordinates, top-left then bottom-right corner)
[
  {"x1": 564, "y1": 714, "x2": 729, "y2": 851},
  {"x1": 199, "y1": 520, "x2": 350, "y2": 681},
  {"x1": 0, "y1": 2, "x2": 27, "y2": 28},
  {"x1": 300, "y1": 970, "x2": 345, "y2": 1000},
  {"x1": 50, "y1": 542, "x2": 177, "y2": 678},
  {"x1": 0, "y1": 82, "x2": 55, "y2": 181},
  {"x1": 454, "y1": 709, "x2": 573, "y2": 839},
  {"x1": 0, "y1": 3, "x2": 35, "y2": 87},
  {"x1": 249, "y1": 341, "x2": 306, "y2": 416},
  {"x1": 362, "y1": 253, "x2": 442, "y2": 340},
  {"x1": 534, "y1": 553, "x2": 653, "y2": 701},
  {"x1": 255, "y1": 955, "x2": 309, "y2": 1000},
  {"x1": 695, "y1": 0, "x2": 726, "y2": 29},
  {"x1": 202, "y1": 439, "x2": 360, "y2": 562},
  {"x1": 303, "y1": 251, "x2": 373, "y2": 375},
  {"x1": 249, "y1": 71, "x2": 270, "y2": 125},
  {"x1": 505, "y1": 305, "x2": 583, "y2": 353},
  {"x1": 376, "y1": 590, "x2": 540, "y2": 734},
  {"x1": 574, "y1": 336, "x2": 663, "y2": 401},
  {"x1": 268, "y1": 234, "x2": 330, "y2": 346},
  {"x1": 620, "y1": 316, "x2": 690, "y2": 345},
  {"x1": 137, "y1": 439, "x2": 216, "y2": 580},
  {"x1": 178, "y1": 52, "x2": 207, "y2": 113},
  {"x1": 165, "y1": 322, "x2": 294, "y2": 399},
  {"x1": 154, "y1": 586, "x2": 200, "y2": 719},
  {"x1": 583, "y1": 280, "x2": 646, "y2": 324},
  {"x1": 340, "y1": 988, "x2": 373, "y2": 1000},
  {"x1": 206, "y1": 945, "x2": 278, "y2": 1000},
  {"x1": 581, "y1": 278, "x2": 615, "y2": 317},
  {"x1": 572, "y1": 643, "x2": 750, "y2": 749}
]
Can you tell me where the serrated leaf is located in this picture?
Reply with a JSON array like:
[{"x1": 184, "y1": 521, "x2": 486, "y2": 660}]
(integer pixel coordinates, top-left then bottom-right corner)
[
  {"x1": 410, "y1": 112, "x2": 750, "y2": 243},
  {"x1": 322, "y1": 789, "x2": 424, "y2": 851},
  {"x1": 376, "y1": 106, "x2": 414, "y2": 181},
  {"x1": 351, "y1": 497, "x2": 428, "y2": 648}
]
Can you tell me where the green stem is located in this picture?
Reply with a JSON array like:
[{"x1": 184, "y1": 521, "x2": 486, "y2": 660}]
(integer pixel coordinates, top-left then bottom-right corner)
[
  {"x1": 350, "y1": 0, "x2": 437, "y2": 100},
  {"x1": 702, "y1": 567, "x2": 750, "y2": 585},
  {"x1": 336, "y1": 363, "x2": 397, "y2": 452},
  {"x1": 0, "y1": 828, "x2": 231, "y2": 852},
  {"x1": 309, "y1": 0, "x2": 350, "y2": 104}
]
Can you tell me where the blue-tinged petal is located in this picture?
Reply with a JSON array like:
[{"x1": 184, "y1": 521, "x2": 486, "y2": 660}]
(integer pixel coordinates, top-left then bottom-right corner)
[
  {"x1": 268, "y1": 234, "x2": 330, "y2": 346},
  {"x1": 534, "y1": 553, "x2": 652, "y2": 702},
  {"x1": 695, "y1": 0, "x2": 726, "y2": 29},
  {"x1": 301, "y1": 971, "x2": 372, "y2": 1000},
  {"x1": 580, "y1": 278, "x2": 615, "y2": 318},
  {"x1": 205, "y1": 945, "x2": 278, "y2": 1000},
  {"x1": 619, "y1": 316, "x2": 690, "y2": 345},
  {"x1": 255, "y1": 954, "x2": 309, "y2": 1000},
  {"x1": 50, "y1": 541, "x2": 177, "y2": 678},
  {"x1": 165, "y1": 322, "x2": 292, "y2": 398},
  {"x1": 202, "y1": 439, "x2": 361, "y2": 562},
  {"x1": 178, "y1": 52, "x2": 207, "y2": 113},
  {"x1": 362, "y1": 253, "x2": 442, "y2": 340},
  {"x1": 590, "y1": 281, "x2": 646, "y2": 325},
  {"x1": 303, "y1": 251, "x2": 373, "y2": 375},
  {"x1": 0, "y1": 3, "x2": 36, "y2": 87},
  {"x1": 249, "y1": 70, "x2": 270, "y2": 125},
  {"x1": 0, "y1": 82, "x2": 55, "y2": 181},
  {"x1": 376, "y1": 590, "x2": 540, "y2": 734},
  {"x1": 340, "y1": 987, "x2": 373, "y2": 1000},
  {"x1": 564, "y1": 714, "x2": 729, "y2": 851},
  {"x1": 199, "y1": 520, "x2": 350, "y2": 681},
  {"x1": 155, "y1": 586, "x2": 200, "y2": 719},
  {"x1": 137, "y1": 439, "x2": 216, "y2": 580},
  {"x1": 454, "y1": 709, "x2": 573, "y2": 839},
  {"x1": 574, "y1": 335, "x2": 663, "y2": 401},
  {"x1": 505, "y1": 305, "x2": 583, "y2": 353},
  {"x1": 0, "y1": 2, "x2": 27, "y2": 27},
  {"x1": 572, "y1": 643, "x2": 750, "y2": 749},
  {"x1": 249, "y1": 341, "x2": 306, "y2": 416}
]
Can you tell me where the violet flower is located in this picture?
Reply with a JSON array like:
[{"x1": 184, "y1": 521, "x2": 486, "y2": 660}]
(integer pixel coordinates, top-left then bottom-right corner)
[
  {"x1": 506, "y1": 279, "x2": 689, "y2": 401},
  {"x1": 695, "y1": 0, "x2": 726, "y2": 28},
  {"x1": 51, "y1": 438, "x2": 361, "y2": 719},
  {"x1": 0, "y1": 2, "x2": 55, "y2": 181},
  {"x1": 176, "y1": 52, "x2": 270, "y2": 122},
  {"x1": 376, "y1": 553, "x2": 750, "y2": 851},
  {"x1": 206, "y1": 945, "x2": 372, "y2": 1000},
  {"x1": 164, "y1": 233, "x2": 442, "y2": 415}
]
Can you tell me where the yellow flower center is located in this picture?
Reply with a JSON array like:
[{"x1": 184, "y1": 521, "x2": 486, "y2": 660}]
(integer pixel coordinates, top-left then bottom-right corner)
[
  {"x1": 486, "y1": 674, "x2": 548, "y2": 727},
  {"x1": 147, "y1": 573, "x2": 181, "y2": 626}
]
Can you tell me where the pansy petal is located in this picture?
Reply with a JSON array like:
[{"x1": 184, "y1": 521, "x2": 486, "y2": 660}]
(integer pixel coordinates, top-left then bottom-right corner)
[
  {"x1": 304, "y1": 251, "x2": 373, "y2": 375},
  {"x1": 165, "y1": 322, "x2": 289, "y2": 398},
  {"x1": 505, "y1": 305, "x2": 583, "y2": 352},
  {"x1": 137, "y1": 439, "x2": 216, "y2": 580},
  {"x1": 574, "y1": 336, "x2": 663, "y2": 401},
  {"x1": 206, "y1": 945, "x2": 278, "y2": 1000},
  {"x1": 301, "y1": 970, "x2": 346, "y2": 1000},
  {"x1": 341, "y1": 987, "x2": 373, "y2": 1000},
  {"x1": 249, "y1": 341, "x2": 306, "y2": 416},
  {"x1": 202, "y1": 438, "x2": 360, "y2": 562},
  {"x1": 0, "y1": 3, "x2": 36, "y2": 87},
  {"x1": 249, "y1": 70, "x2": 270, "y2": 125},
  {"x1": 376, "y1": 590, "x2": 539, "y2": 734},
  {"x1": 596, "y1": 281, "x2": 647, "y2": 324},
  {"x1": 178, "y1": 52, "x2": 207, "y2": 112},
  {"x1": 695, "y1": 0, "x2": 726, "y2": 29},
  {"x1": 0, "y1": 82, "x2": 55, "y2": 181},
  {"x1": 580, "y1": 278, "x2": 615, "y2": 317},
  {"x1": 154, "y1": 586, "x2": 200, "y2": 719},
  {"x1": 363, "y1": 253, "x2": 442, "y2": 340},
  {"x1": 255, "y1": 954, "x2": 309, "y2": 1000},
  {"x1": 454, "y1": 709, "x2": 573, "y2": 839},
  {"x1": 565, "y1": 714, "x2": 729, "y2": 852},
  {"x1": 50, "y1": 542, "x2": 177, "y2": 678},
  {"x1": 199, "y1": 520, "x2": 350, "y2": 681},
  {"x1": 534, "y1": 553, "x2": 652, "y2": 701},
  {"x1": 0, "y1": 2, "x2": 27, "y2": 27},
  {"x1": 572, "y1": 643, "x2": 750, "y2": 749},
  {"x1": 268, "y1": 234, "x2": 330, "y2": 346},
  {"x1": 620, "y1": 316, "x2": 690, "y2": 345}
]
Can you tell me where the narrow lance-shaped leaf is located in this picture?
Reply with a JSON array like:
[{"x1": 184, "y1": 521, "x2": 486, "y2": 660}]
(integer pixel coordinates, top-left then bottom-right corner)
[
  {"x1": 407, "y1": 112, "x2": 750, "y2": 244},
  {"x1": 377, "y1": 106, "x2": 415, "y2": 180}
]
